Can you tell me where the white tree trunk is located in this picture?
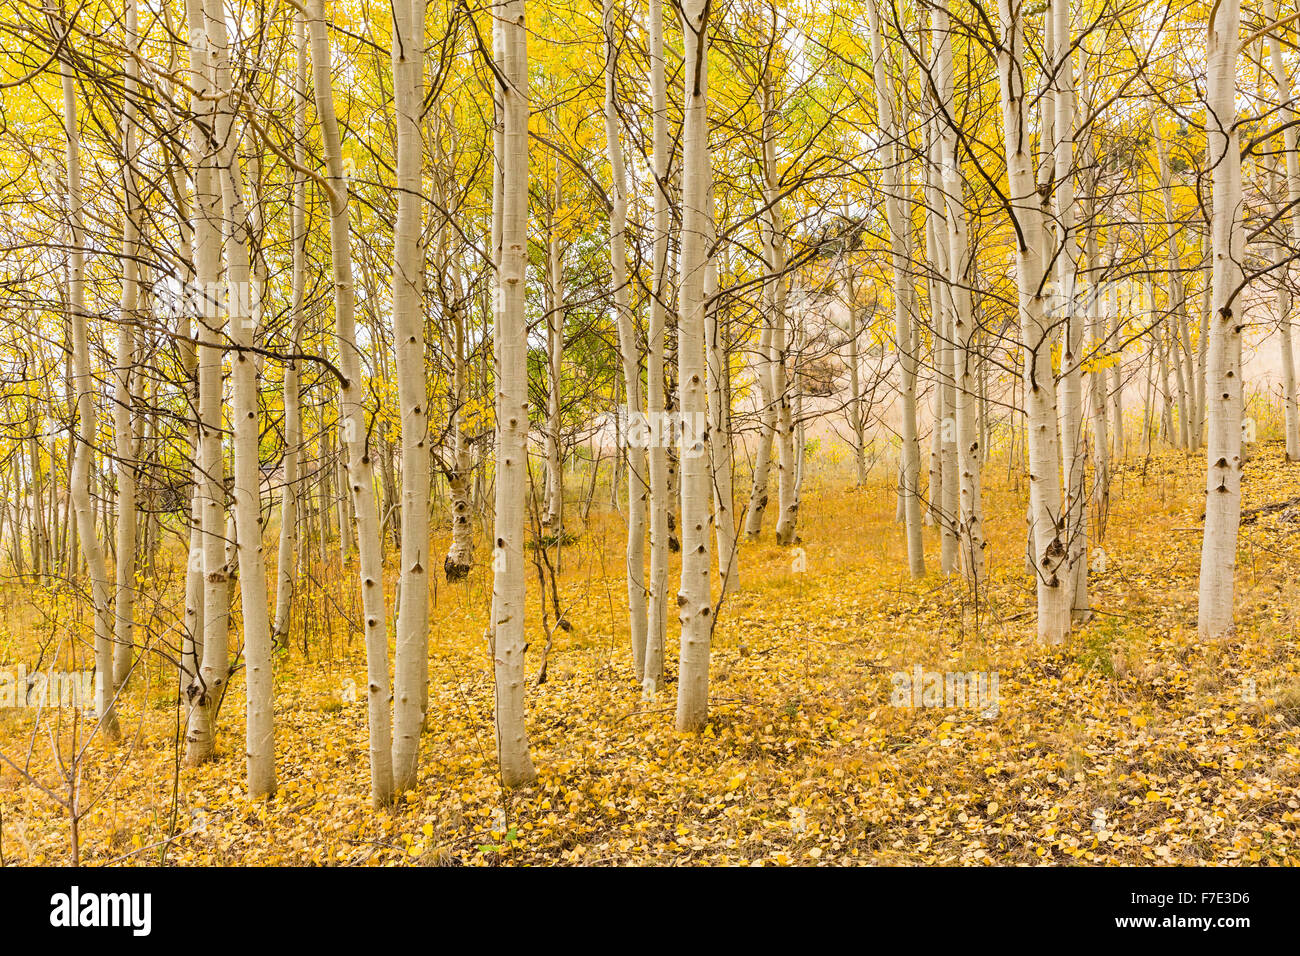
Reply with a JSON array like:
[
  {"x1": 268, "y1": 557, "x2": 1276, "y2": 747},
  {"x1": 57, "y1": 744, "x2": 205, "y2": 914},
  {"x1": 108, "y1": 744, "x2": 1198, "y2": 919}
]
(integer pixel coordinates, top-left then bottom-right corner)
[
  {"x1": 675, "y1": 0, "x2": 713, "y2": 733},
  {"x1": 185, "y1": 0, "x2": 228, "y2": 764},
  {"x1": 643, "y1": 0, "x2": 670, "y2": 696},
  {"x1": 706, "y1": 178, "x2": 738, "y2": 593},
  {"x1": 742, "y1": 322, "x2": 777, "y2": 539},
  {"x1": 1198, "y1": 0, "x2": 1245, "y2": 639},
  {"x1": 867, "y1": 0, "x2": 924, "y2": 577},
  {"x1": 112, "y1": 0, "x2": 141, "y2": 692},
  {"x1": 390, "y1": 0, "x2": 429, "y2": 793},
  {"x1": 445, "y1": 290, "x2": 474, "y2": 580},
  {"x1": 924, "y1": 128, "x2": 958, "y2": 575},
  {"x1": 1051, "y1": 0, "x2": 1088, "y2": 620},
  {"x1": 273, "y1": 18, "x2": 308, "y2": 645},
  {"x1": 761, "y1": 75, "x2": 798, "y2": 547},
  {"x1": 1154, "y1": 120, "x2": 1193, "y2": 450},
  {"x1": 846, "y1": 279, "x2": 868, "y2": 486},
  {"x1": 491, "y1": 0, "x2": 538, "y2": 785},
  {"x1": 308, "y1": 0, "x2": 394, "y2": 805},
  {"x1": 933, "y1": 0, "x2": 984, "y2": 584},
  {"x1": 62, "y1": 42, "x2": 119, "y2": 740},
  {"x1": 1265, "y1": 0, "x2": 1300, "y2": 461},
  {"x1": 603, "y1": 0, "x2": 649, "y2": 675},
  {"x1": 998, "y1": 0, "x2": 1070, "y2": 643},
  {"x1": 544, "y1": 153, "x2": 565, "y2": 533},
  {"x1": 203, "y1": 0, "x2": 275, "y2": 797}
]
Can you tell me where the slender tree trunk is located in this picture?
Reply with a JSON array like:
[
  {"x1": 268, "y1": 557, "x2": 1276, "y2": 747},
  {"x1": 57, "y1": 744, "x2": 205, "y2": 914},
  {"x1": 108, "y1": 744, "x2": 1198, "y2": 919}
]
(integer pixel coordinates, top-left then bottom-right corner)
[
  {"x1": 1195, "y1": 234, "x2": 1210, "y2": 444},
  {"x1": 544, "y1": 153, "x2": 565, "y2": 534},
  {"x1": 924, "y1": 124, "x2": 958, "y2": 575},
  {"x1": 643, "y1": 0, "x2": 670, "y2": 695},
  {"x1": 867, "y1": 0, "x2": 924, "y2": 577},
  {"x1": 603, "y1": 0, "x2": 649, "y2": 675},
  {"x1": 998, "y1": 0, "x2": 1069, "y2": 644},
  {"x1": 491, "y1": 0, "x2": 538, "y2": 785},
  {"x1": 445, "y1": 293, "x2": 474, "y2": 580},
  {"x1": 184, "y1": 0, "x2": 228, "y2": 764},
  {"x1": 1265, "y1": 0, "x2": 1300, "y2": 461},
  {"x1": 1154, "y1": 120, "x2": 1193, "y2": 450},
  {"x1": 1198, "y1": 0, "x2": 1245, "y2": 640},
  {"x1": 743, "y1": 322, "x2": 777, "y2": 539},
  {"x1": 61, "y1": 38, "x2": 119, "y2": 740},
  {"x1": 203, "y1": 0, "x2": 275, "y2": 797},
  {"x1": 390, "y1": 0, "x2": 430, "y2": 793},
  {"x1": 846, "y1": 278, "x2": 868, "y2": 486},
  {"x1": 308, "y1": 0, "x2": 394, "y2": 805},
  {"x1": 706, "y1": 179, "x2": 738, "y2": 593},
  {"x1": 934, "y1": 0, "x2": 984, "y2": 584},
  {"x1": 1052, "y1": 0, "x2": 1088, "y2": 620},
  {"x1": 675, "y1": 0, "x2": 713, "y2": 733},
  {"x1": 760, "y1": 75, "x2": 798, "y2": 547},
  {"x1": 112, "y1": 0, "x2": 141, "y2": 691},
  {"x1": 1082, "y1": 214, "x2": 1110, "y2": 540},
  {"x1": 273, "y1": 18, "x2": 308, "y2": 646}
]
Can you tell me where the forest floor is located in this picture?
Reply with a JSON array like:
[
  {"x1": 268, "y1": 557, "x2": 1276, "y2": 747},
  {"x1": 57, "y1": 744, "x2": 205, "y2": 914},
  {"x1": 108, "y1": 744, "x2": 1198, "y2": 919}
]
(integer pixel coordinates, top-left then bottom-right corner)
[{"x1": 2, "y1": 444, "x2": 1299, "y2": 865}]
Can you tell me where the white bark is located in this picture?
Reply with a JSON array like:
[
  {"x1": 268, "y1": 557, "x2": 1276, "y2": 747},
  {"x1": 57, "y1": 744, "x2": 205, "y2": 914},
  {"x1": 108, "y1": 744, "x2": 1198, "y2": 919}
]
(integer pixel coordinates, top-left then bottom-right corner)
[
  {"x1": 308, "y1": 0, "x2": 394, "y2": 805},
  {"x1": 675, "y1": 0, "x2": 713, "y2": 733},
  {"x1": 491, "y1": 0, "x2": 538, "y2": 785},
  {"x1": 203, "y1": 0, "x2": 275, "y2": 797},
  {"x1": 1154, "y1": 121, "x2": 1193, "y2": 450},
  {"x1": 761, "y1": 74, "x2": 798, "y2": 547},
  {"x1": 1198, "y1": 0, "x2": 1245, "y2": 639},
  {"x1": 445, "y1": 287, "x2": 474, "y2": 580},
  {"x1": 867, "y1": 0, "x2": 924, "y2": 577},
  {"x1": 706, "y1": 174, "x2": 738, "y2": 594},
  {"x1": 390, "y1": 0, "x2": 429, "y2": 793},
  {"x1": 643, "y1": 0, "x2": 670, "y2": 696},
  {"x1": 184, "y1": 0, "x2": 228, "y2": 764},
  {"x1": 742, "y1": 322, "x2": 777, "y2": 539},
  {"x1": 112, "y1": 0, "x2": 141, "y2": 691},
  {"x1": 933, "y1": 0, "x2": 984, "y2": 584},
  {"x1": 273, "y1": 18, "x2": 308, "y2": 645},
  {"x1": 62, "y1": 41, "x2": 118, "y2": 740},
  {"x1": 1265, "y1": 0, "x2": 1300, "y2": 461},
  {"x1": 1051, "y1": 0, "x2": 1088, "y2": 620},
  {"x1": 544, "y1": 153, "x2": 565, "y2": 533},
  {"x1": 603, "y1": 0, "x2": 649, "y2": 675},
  {"x1": 924, "y1": 126, "x2": 957, "y2": 575},
  {"x1": 997, "y1": 0, "x2": 1069, "y2": 644}
]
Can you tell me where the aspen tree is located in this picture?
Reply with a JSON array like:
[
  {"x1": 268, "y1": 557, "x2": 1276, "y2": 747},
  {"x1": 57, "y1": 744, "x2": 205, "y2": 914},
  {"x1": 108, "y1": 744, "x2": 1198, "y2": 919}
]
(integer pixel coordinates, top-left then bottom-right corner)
[
  {"x1": 492, "y1": 0, "x2": 538, "y2": 785},
  {"x1": 273, "y1": 18, "x2": 308, "y2": 645},
  {"x1": 1153, "y1": 122, "x2": 1192, "y2": 450},
  {"x1": 675, "y1": 0, "x2": 714, "y2": 733},
  {"x1": 867, "y1": 0, "x2": 924, "y2": 577},
  {"x1": 390, "y1": 0, "x2": 430, "y2": 793},
  {"x1": 1265, "y1": 0, "x2": 1300, "y2": 462},
  {"x1": 444, "y1": 262, "x2": 474, "y2": 580},
  {"x1": 201, "y1": 0, "x2": 275, "y2": 796},
  {"x1": 644, "y1": 0, "x2": 670, "y2": 696},
  {"x1": 996, "y1": 0, "x2": 1070, "y2": 643},
  {"x1": 308, "y1": 0, "x2": 394, "y2": 805},
  {"x1": 1050, "y1": 0, "x2": 1088, "y2": 620},
  {"x1": 60, "y1": 26, "x2": 118, "y2": 740},
  {"x1": 933, "y1": 0, "x2": 984, "y2": 584},
  {"x1": 185, "y1": 0, "x2": 229, "y2": 763},
  {"x1": 112, "y1": 0, "x2": 142, "y2": 691},
  {"x1": 544, "y1": 151, "x2": 566, "y2": 534},
  {"x1": 1078, "y1": 87, "x2": 1110, "y2": 539},
  {"x1": 760, "y1": 69, "x2": 798, "y2": 548},
  {"x1": 602, "y1": 0, "x2": 649, "y2": 675},
  {"x1": 1198, "y1": 0, "x2": 1245, "y2": 639},
  {"x1": 705, "y1": 159, "x2": 738, "y2": 594}
]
